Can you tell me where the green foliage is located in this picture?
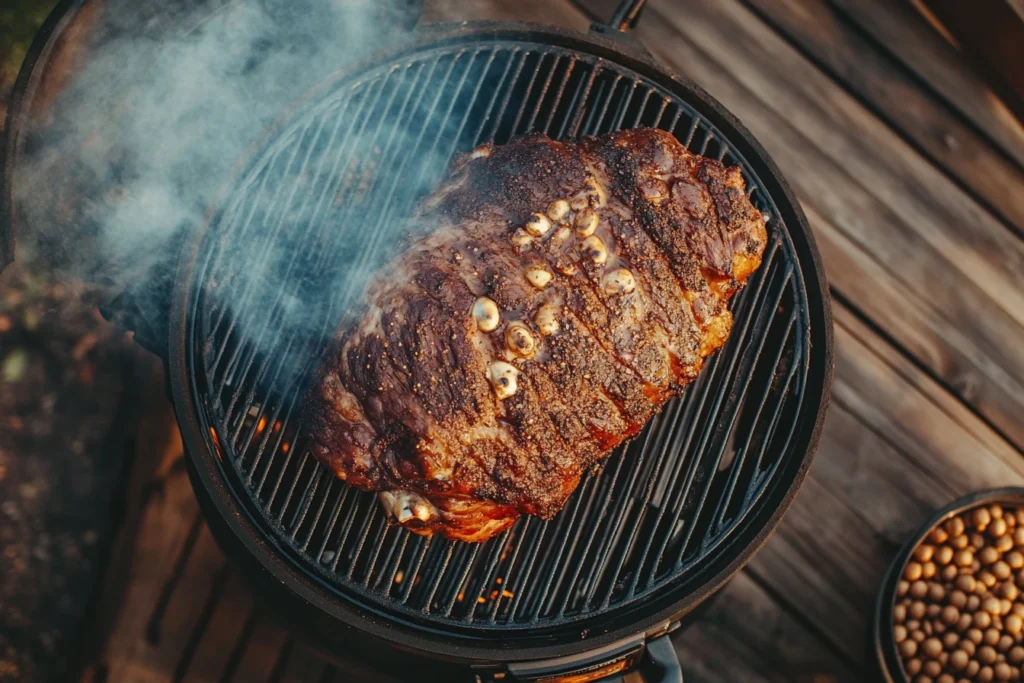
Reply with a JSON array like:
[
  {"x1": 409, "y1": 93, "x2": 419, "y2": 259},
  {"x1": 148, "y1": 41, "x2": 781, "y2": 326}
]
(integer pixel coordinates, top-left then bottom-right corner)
[{"x1": 1, "y1": 0, "x2": 58, "y2": 95}]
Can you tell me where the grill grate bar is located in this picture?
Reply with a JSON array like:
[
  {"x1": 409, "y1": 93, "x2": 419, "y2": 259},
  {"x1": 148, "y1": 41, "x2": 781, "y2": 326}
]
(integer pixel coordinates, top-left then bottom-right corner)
[
  {"x1": 579, "y1": 74, "x2": 617, "y2": 137},
  {"x1": 664, "y1": 260, "x2": 792, "y2": 575},
  {"x1": 524, "y1": 53, "x2": 561, "y2": 134},
  {"x1": 624, "y1": 237, "x2": 781, "y2": 595},
  {"x1": 678, "y1": 115, "x2": 700, "y2": 148},
  {"x1": 518, "y1": 473, "x2": 599, "y2": 623},
  {"x1": 509, "y1": 51, "x2": 551, "y2": 136},
  {"x1": 541, "y1": 57, "x2": 577, "y2": 136},
  {"x1": 222, "y1": 78, "x2": 407, "y2": 392},
  {"x1": 537, "y1": 470, "x2": 608, "y2": 618},
  {"x1": 502, "y1": 519, "x2": 549, "y2": 622},
  {"x1": 609, "y1": 80, "x2": 640, "y2": 132},
  {"x1": 253, "y1": 399, "x2": 302, "y2": 501},
  {"x1": 205, "y1": 123, "x2": 311, "y2": 357},
  {"x1": 208, "y1": 112, "x2": 332, "y2": 379},
  {"x1": 220, "y1": 63, "x2": 421, "y2": 418},
  {"x1": 399, "y1": 535, "x2": 433, "y2": 605},
  {"x1": 551, "y1": 443, "x2": 633, "y2": 617},
  {"x1": 378, "y1": 531, "x2": 409, "y2": 593},
  {"x1": 633, "y1": 91, "x2": 662, "y2": 130},
  {"x1": 440, "y1": 544, "x2": 483, "y2": 616},
  {"x1": 344, "y1": 504, "x2": 384, "y2": 581},
  {"x1": 584, "y1": 406, "x2": 680, "y2": 609},
  {"x1": 356, "y1": 512, "x2": 393, "y2": 585},
  {"x1": 418, "y1": 542, "x2": 456, "y2": 610},
  {"x1": 207, "y1": 80, "x2": 383, "y2": 404},
  {"x1": 562, "y1": 62, "x2": 600, "y2": 139},
  {"x1": 483, "y1": 518, "x2": 535, "y2": 623},
  {"x1": 709, "y1": 307, "x2": 798, "y2": 536},
  {"x1": 463, "y1": 528, "x2": 513, "y2": 622},
  {"x1": 335, "y1": 53, "x2": 466, "y2": 308},
  {"x1": 576, "y1": 420, "x2": 662, "y2": 611},
  {"x1": 613, "y1": 363, "x2": 714, "y2": 605},
  {"x1": 223, "y1": 59, "x2": 442, "y2": 494},
  {"x1": 313, "y1": 484, "x2": 350, "y2": 560},
  {"x1": 479, "y1": 49, "x2": 526, "y2": 144},
  {"x1": 748, "y1": 341, "x2": 806, "y2": 498},
  {"x1": 286, "y1": 465, "x2": 325, "y2": 539}
]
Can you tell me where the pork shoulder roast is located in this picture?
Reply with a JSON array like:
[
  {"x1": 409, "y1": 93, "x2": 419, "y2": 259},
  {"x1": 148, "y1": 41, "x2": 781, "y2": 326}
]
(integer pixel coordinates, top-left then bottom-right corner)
[{"x1": 303, "y1": 128, "x2": 767, "y2": 542}]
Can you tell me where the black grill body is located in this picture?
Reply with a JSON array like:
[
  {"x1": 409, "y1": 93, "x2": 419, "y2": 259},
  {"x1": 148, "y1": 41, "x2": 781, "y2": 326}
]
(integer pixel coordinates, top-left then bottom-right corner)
[{"x1": 167, "y1": 18, "x2": 832, "y2": 683}]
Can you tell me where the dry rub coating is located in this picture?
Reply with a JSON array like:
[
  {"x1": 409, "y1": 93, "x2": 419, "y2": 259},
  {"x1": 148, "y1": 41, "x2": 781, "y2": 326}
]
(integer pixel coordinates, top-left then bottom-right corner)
[{"x1": 304, "y1": 128, "x2": 767, "y2": 542}]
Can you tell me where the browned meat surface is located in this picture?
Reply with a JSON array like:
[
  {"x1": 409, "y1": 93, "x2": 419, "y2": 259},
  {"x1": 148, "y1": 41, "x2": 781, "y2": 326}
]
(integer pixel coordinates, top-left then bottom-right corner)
[{"x1": 303, "y1": 128, "x2": 767, "y2": 542}]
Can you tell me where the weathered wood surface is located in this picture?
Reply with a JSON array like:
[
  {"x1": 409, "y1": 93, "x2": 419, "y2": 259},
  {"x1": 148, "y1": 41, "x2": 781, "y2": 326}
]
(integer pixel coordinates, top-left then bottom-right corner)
[
  {"x1": 827, "y1": 0, "x2": 1024, "y2": 171},
  {"x1": 744, "y1": 0, "x2": 1024, "y2": 239},
  {"x1": 78, "y1": 0, "x2": 1024, "y2": 681}
]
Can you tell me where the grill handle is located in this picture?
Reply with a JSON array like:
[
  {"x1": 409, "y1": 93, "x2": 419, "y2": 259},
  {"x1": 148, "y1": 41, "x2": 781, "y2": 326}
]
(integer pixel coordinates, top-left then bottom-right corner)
[
  {"x1": 575, "y1": 0, "x2": 652, "y2": 57},
  {"x1": 608, "y1": 0, "x2": 649, "y2": 31},
  {"x1": 628, "y1": 634, "x2": 684, "y2": 683},
  {"x1": 493, "y1": 627, "x2": 683, "y2": 683}
]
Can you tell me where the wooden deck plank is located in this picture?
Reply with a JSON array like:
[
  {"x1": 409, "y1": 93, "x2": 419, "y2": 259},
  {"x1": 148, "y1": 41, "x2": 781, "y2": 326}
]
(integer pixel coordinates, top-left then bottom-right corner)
[
  {"x1": 827, "y1": 0, "x2": 1024, "y2": 170},
  {"x1": 175, "y1": 575, "x2": 254, "y2": 683},
  {"x1": 222, "y1": 616, "x2": 289, "y2": 683},
  {"x1": 743, "y1": 0, "x2": 1024, "y2": 237},
  {"x1": 747, "y1": 474, "x2": 886, "y2": 664},
  {"x1": 647, "y1": 0, "x2": 1024, "y2": 327},
  {"x1": 746, "y1": 301, "x2": 1024, "y2": 664},
  {"x1": 637, "y1": 0, "x2": 1024, "y2": 449},
  {"x1": 97, "y1": 460, "x2": 208, "y2": 683},
  {"x1": 673, "y1": 571, "x2": 862, "y2": 682},
  {"x1": 136, "y1": 527, "x2": 228, "y2": 682},
  {"x1": 269, "y1": 641, "x2": 331, "y2": 683},
  {"x1": 804, "y1": 201, "x2": 1024, "y2": 450}
]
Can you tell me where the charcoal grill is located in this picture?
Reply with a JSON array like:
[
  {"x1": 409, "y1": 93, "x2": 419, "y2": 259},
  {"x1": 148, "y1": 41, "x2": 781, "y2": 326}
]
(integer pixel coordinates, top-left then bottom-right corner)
[{"x1": 4, "y1": 0, "x2": 833, "y2": 680}]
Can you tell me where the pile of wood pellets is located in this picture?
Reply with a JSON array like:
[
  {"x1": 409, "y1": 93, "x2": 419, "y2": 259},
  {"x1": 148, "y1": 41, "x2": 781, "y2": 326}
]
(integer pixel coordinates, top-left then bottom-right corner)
[{"x1": 894, "y1": 503, "x2": 1024, "y2": 682}]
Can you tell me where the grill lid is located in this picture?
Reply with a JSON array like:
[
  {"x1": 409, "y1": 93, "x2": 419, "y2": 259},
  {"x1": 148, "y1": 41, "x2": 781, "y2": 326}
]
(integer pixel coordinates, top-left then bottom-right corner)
[{"x1": 171, "y1": 21, "x2": 831, "y2": 662}]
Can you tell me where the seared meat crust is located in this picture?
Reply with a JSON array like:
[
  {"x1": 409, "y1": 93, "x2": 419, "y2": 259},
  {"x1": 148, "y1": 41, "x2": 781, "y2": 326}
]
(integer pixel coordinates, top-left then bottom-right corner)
[{"x1": 304, "y1": 128, "x2": 767, "y2": 542}]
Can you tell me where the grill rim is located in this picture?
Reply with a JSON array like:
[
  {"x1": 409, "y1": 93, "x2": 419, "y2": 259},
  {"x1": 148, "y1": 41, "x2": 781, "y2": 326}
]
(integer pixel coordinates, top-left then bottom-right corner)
[{"x1": 168, "y1": 19, "x2": 834, "y2": 665}]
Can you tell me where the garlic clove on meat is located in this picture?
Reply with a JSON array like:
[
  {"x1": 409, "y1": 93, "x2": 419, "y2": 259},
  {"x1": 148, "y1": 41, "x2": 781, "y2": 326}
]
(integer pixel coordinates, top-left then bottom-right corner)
[
  {"x1": 534, "y1": 303, "x2": 560, "y2": 336},
  {"x1": 603, "y1": 268, "x2": 636, "y2": 295},
  {"x1": 580, "y1": 235, "x2": 608, "y2": 264},
  {"x1": 584, "y1": 177, "x2": 606, "y2": 208},
  {"x1": 488, "y1": 361, "x2": 519, "y2": 400},
  {"x1": 505, "y1": 322, "x2": 537, "y2": 358},
  {"x1": 379, "y1": 490, "x2": 438, "y2": 524},
  {"x1": 569, "y1": 195, "x2": 588, "y2": 212},
  {"x1": 574, "y1": 208, "x2": 598, "y2": 237},
  {"x1": 473, "y1": 297, "x2": 501, "y2": 332},
  {"x1": 511, "y1": 228, "x2": 533, "y2": 247},
  {"x1": 525, "y1": 213, "x2": 552, "y2": 237},
  {"x1": 550, "y1": 225, "x2": 572, "y2": 249},
  {"x1": 525, "y1": 264, "x2": 553, "y2": 289},
  {"x1": 547, "y1": 199, "x2": 570, "y2": 222}
]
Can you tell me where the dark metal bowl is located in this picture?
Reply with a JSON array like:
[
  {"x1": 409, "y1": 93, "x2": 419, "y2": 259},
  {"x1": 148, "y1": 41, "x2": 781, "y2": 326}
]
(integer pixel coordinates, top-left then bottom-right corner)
[{"x1": 872, "y1": 487, "x2": 1024, "y2": 683}]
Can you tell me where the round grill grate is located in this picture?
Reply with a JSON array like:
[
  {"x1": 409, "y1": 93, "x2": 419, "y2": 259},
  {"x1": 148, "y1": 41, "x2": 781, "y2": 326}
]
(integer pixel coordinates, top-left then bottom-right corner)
[{"x1": 183, "y1": 31, "x2": 822, "y2": 641}]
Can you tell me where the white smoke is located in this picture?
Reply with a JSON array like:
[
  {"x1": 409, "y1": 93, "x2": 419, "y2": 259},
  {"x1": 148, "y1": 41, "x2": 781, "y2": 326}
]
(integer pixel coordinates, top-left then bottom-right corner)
[{"x1": 12, "y1": 0, "x2": 422, "y2": 288}]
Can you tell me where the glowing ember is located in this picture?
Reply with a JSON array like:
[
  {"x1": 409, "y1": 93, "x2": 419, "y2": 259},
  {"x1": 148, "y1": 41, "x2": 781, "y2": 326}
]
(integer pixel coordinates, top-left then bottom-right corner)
[
  {"x1": 256, "y1": 416, "x2": 267, "y2": 433},
  {"x1": 209, "y1": 427, "x2": 222, "y2": 460},
  {"x1": 281, "y1": 442, "x2": 290, "y2": 453},
  {"x1": 394, "y1": 571, "x2": 404, "y2": 584}
]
